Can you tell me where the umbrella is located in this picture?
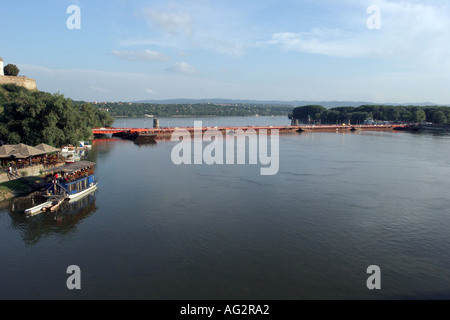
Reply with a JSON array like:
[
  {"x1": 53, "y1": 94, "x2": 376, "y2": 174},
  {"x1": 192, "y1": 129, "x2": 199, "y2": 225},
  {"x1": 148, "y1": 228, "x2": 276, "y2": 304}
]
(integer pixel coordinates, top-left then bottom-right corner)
[
  {"x1": 12, "y1": 144, "x2": 47, "y2": 157},
  {"x1": 0, "y1": 145, "x2": 19, "y2": 158},
  {"x1": 34, "y1": 143, "x2": 60, "y2": 154}
]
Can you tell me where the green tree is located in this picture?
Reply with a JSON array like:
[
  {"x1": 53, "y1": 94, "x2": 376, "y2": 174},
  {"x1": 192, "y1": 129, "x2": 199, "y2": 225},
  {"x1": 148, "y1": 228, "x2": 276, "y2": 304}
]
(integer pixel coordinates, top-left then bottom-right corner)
[
  {"x1": 4, "y1": 64, "x2": 19, "y2": 76},
  {"x1": 410, "y1": 109, "x2": 426, "y2": 123},
  {"x1": 386, "y1": 107, "x2": 400, "y2": 121},
  {"x1": 292, "y1": 105, "x2": 327, "y2": 122},
  {"x1": 351, "y1": 112, "x2": 370, "y2": 124},
  {"x1": 0, "y1": 84, "x2": 115, "y2": 146},
  {"x1": 325, "y1": 110, "x2": 340, "y2": 124},
  {"x1": 432, "y1": 111, "x2": 447, "y2": 124}
]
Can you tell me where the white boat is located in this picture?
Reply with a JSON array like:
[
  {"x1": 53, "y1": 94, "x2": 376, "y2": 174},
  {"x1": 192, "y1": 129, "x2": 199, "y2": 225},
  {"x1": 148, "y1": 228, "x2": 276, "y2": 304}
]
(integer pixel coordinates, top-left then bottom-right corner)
[
  {"x1": 24, "y1": 196, "x2": 64, "y2": 216},
  {"x1": 65, "y1": 153, "x2": 81, "y2": 163},
  {"x1": 61, "y1": 145, "x2": 76, "y2": 153},
  {"x1": 24, "y1": 200, "x2": 53, "y2": 216}
]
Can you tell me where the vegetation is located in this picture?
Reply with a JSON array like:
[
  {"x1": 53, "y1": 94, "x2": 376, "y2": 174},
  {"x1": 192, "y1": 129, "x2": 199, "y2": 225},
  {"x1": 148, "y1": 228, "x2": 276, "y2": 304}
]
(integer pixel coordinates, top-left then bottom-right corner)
[
  {"x1": 432, "y1": 111, "x2": 447, "y2": 124},
  {"x1": 0, "y1": 84, "x2": 114, "y2": 147},
  {"x1": 90, "y1": 101, "x2": 291, "y2": 118},
  {"x1": 3, "y1": 64, "x2": 20, "y2": 76},
  {"x1": 0, "y1": 179, "x2": 30, "y2": 201},
  {"x1": 290, "y1": 104, "x2": 450, "y2": 124}
]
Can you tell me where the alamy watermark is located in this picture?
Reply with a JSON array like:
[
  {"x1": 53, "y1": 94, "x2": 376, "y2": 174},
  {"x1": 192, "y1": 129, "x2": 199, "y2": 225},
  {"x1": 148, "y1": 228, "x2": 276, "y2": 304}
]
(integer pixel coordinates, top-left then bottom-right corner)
[
  {"x1": 366, "y1": 265, "x2": 381, "y2": 290},
  {"x1": 367, "y1": 5, "x2": 381, "y2": 30},
  {"x1": 171, "y1": 121, "x2": 279, "y2": 176},
  {"x1": 67, "y1": 5, "x2": 81, "y2": 30},
  {"x1": 66, "y1": 265, "x2": 81, "y2": 290}
]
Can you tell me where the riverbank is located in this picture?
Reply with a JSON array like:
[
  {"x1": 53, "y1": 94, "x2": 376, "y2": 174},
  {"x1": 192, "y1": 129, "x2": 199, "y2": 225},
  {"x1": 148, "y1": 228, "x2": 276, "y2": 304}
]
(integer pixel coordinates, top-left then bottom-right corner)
[{"x1": 0, "y1": 177, "x2": 45, "y2": 202}]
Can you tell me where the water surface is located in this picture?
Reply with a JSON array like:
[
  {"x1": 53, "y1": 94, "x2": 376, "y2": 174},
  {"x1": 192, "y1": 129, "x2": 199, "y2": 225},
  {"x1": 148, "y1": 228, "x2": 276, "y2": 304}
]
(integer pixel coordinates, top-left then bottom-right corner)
[{"x1": 1, "y1": 116, "x2": 449, "y2": 299}]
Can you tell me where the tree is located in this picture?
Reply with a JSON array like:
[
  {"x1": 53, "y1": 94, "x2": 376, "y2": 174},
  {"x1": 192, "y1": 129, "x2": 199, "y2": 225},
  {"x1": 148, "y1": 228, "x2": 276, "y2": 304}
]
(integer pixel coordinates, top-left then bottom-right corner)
[
  {"x1": 351, "y1": 112, "x2": 370, "y2": 124},
  {"x1": 4, "y1": 64, "x2": 19, "y2": 76},
  {"x1": 432, "y1": 111, "x2": 447, "y2": 124},
  {"x1": 292, "y1": 105, "x2": 327, "y2": 122},
  {"x1": 410, "y1": 108, "x2": 426, "y2": 123},
  {"x1": 0, "y1": 84, "x2": 115, "y2": 146},
  {"x1": 386, "y1": 107, "x2": 400, "y2": 121}
]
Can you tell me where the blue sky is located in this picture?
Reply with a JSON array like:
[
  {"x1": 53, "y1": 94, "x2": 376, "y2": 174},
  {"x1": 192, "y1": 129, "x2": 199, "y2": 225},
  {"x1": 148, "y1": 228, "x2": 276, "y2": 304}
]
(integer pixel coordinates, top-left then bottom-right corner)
[{"x1": 2, "y1": 0, "x2": 450, "y2": 104}]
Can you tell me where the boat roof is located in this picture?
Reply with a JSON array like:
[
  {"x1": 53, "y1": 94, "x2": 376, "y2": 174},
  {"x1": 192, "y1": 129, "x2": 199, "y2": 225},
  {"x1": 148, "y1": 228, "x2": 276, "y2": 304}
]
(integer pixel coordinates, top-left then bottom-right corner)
[{"x1": 43, "y1": 161, "x2": 96, "y2": 174}]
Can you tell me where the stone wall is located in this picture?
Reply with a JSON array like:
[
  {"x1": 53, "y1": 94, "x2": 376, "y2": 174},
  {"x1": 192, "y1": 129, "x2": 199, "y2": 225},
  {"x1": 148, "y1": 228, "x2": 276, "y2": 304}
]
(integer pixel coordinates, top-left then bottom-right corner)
[
  {"x1": 0, "y1": 164, "x2": 46, "y2": 184},
  {"x1": 0, "y1": 76, "x2": 37, "y2": 90}
]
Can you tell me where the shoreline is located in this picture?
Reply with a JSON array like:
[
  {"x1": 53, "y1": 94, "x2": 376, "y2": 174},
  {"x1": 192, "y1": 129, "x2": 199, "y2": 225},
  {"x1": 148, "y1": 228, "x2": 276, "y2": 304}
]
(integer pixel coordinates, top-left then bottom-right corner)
[{"x1": 0, "y1": 177, "x2": 45, "y2": 202}]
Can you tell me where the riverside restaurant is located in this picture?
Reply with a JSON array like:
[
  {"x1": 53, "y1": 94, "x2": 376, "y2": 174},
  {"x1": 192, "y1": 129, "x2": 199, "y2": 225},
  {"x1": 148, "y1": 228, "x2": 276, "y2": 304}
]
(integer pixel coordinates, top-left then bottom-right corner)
[{"x1": 0, "y1": 143, "x2": 62, "y2": 170}]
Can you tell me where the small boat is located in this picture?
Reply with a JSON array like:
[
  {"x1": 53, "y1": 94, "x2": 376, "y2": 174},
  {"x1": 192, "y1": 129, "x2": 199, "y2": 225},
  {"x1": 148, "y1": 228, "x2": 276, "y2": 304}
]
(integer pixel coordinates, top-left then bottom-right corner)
[
  {"x1": 25, "y1": 196, "x2": 64, "y2": 215},
  {"x1": 65, "y1": 153, "x2": 81, "y2": 163},
  {"x1": 25, "y1": 200, "x2": 53, "y2": 216},
  {"x1": 42, "y1": 198, "x2": 63, "y2": 212},
  {"x1": 61, "y1": 145, "x2": 76, "y2": 153}
]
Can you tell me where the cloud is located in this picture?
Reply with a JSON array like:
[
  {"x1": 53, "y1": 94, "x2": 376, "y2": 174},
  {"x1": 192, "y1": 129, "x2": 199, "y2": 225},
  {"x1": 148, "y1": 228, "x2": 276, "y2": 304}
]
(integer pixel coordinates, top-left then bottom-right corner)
[
  {"x1": 203, "y1": 36, "x2": 246, "y2": 57},
  {"x1": 144, "y1": 8, "x2": 193, "y2": 36},
  {"x1": 145, "y1": 88, "x2": 157, "y2": 95},
  {"x1": 266, "y1": 29, "x2": 388, "y2": 58},
  {"x1": 90, "y1": 86, "x2": 111, "y2": 93},
  {"x1": 112, "y1": 49, "x2": 170, "y2": 62},
  {"x1": 263, "y1": 0, "x2": 450, "y2": 69},
  {"x1": 166, "y1": 62, "x2": 198, "y2": 74}
]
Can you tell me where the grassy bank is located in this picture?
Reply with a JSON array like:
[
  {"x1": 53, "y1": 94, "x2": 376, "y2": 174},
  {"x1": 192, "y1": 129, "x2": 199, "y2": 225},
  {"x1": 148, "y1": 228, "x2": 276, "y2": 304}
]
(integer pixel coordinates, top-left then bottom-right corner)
[{"x1": 0, "y1": 177, "x2": 44, "y2": 202}]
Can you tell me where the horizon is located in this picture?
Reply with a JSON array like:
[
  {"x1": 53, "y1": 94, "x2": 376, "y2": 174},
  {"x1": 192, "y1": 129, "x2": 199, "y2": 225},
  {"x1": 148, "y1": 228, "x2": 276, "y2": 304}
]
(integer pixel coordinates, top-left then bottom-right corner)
[
  {"x1": 88, "y1": 98, "x2": 446, "y2": 108},
  {"x1": 2, "y1": 1, "x2": 450, "y2": 105}
]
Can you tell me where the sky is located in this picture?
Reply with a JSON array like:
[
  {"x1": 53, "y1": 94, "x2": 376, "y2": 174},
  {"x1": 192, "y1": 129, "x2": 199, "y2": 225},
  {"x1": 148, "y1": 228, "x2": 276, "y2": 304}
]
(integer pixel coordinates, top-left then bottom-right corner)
[{"x1": 2, "y1": 0, "x2": 450, "y2": 104}]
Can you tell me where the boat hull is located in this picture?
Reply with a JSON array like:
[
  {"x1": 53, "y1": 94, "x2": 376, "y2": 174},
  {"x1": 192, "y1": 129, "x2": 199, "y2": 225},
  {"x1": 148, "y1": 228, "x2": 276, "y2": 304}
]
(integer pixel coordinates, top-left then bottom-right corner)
[
  {"x1": 25, "y1": 201, "x2": 53, "y2": 215},
  {"x1": 67, "y1": 182, "x2": 98, "y2": 200}
]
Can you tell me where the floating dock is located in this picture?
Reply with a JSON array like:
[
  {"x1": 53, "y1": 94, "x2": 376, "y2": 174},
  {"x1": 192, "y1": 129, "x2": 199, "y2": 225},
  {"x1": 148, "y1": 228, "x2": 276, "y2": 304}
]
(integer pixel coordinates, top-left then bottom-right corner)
[{"x1": 93, "y1": 124, "x2": 409, "y2": 139}]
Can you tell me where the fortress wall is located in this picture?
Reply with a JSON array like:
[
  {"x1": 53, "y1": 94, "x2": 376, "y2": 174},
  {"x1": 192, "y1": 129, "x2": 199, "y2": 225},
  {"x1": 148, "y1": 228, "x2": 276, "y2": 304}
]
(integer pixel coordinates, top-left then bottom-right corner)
[{"x1": 0, "y1": 76, "x2": 37, "y2": 90}]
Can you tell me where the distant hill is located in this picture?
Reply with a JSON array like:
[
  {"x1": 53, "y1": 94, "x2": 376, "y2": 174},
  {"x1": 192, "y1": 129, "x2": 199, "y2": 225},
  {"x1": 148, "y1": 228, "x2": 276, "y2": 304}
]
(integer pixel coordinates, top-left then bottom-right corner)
[{"x1": 133, "y1": 98, "x2": 441, "y2": 108}]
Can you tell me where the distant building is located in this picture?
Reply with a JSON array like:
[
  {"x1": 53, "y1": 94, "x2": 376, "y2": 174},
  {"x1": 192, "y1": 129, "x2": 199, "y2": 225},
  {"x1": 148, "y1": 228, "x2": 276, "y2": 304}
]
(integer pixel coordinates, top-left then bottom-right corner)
[{"x1": 0, "y1": 57, "x2": 37, "y2": 90}]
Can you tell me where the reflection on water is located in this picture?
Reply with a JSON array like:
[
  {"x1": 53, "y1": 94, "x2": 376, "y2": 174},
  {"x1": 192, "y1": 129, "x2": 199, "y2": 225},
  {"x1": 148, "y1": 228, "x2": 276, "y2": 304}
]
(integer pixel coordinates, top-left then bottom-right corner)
[
  {"x1": 1, "y1": 116, "x2": 450, "y2": 299},
  {"x1": 7, "y1": 192, "x2": 97, "y2": 246},
  {"x1": 134, "y1": 140, "x2": 157, "y2": 147}
]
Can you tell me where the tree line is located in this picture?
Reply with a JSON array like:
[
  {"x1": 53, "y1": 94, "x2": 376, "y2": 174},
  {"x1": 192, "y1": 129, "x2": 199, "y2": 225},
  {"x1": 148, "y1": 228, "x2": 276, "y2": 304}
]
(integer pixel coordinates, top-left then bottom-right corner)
[
  {"x1": 290, "y1": 105, "x2": 450, "y2": 124},
  {"x1": 0, "y1": 84, "x2": 114, "y2": 147},
  {"x1": 93, "y1": 102, "x2": 291, "y2": 118}
]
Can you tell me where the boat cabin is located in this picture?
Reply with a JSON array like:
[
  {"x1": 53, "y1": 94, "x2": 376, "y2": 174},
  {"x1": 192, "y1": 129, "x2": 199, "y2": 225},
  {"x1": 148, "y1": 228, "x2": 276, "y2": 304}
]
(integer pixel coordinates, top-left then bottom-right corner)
[{"x1": 43, "y1": 161, "x2": 96, "y2": 198}]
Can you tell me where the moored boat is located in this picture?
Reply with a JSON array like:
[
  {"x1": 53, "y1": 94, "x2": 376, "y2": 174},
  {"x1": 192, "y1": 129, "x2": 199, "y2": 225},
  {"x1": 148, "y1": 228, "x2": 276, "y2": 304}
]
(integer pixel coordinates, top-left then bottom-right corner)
[
  {"x1": 25, "y1": 161, "x2": 98, "y2": 216},
  {"x1": 64, "y1": 153, "x2": 81, "y2": 163},
  {"x1": 43, "y1": 161, "x2": 98, "y2": 199},
  {"x1": 24, "y1": 200, "x2": 53, "y2": 216},
  {"x1": 61, "y1": 145, "x2": 76, "y2": 153}
]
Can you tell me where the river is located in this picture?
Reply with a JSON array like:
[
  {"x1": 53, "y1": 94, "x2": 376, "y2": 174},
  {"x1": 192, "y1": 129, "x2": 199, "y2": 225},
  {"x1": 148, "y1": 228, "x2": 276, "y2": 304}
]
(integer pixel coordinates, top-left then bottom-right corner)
[{"x1": 1, "y1": 116, "x2": 449, "y2": 299}]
